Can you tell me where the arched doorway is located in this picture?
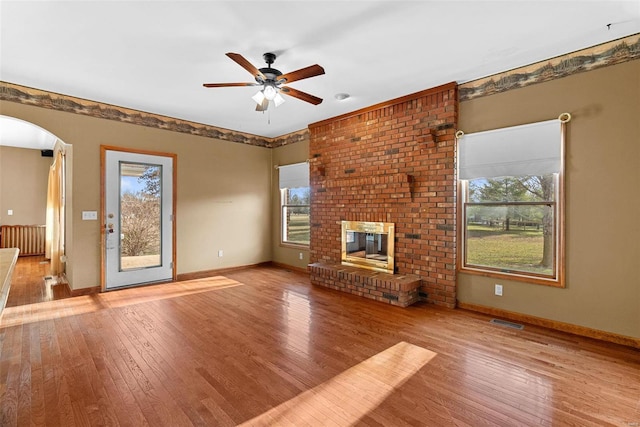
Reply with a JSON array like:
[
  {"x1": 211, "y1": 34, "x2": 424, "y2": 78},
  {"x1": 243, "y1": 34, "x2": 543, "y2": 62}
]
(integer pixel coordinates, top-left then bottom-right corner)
[{"x1": 0, "y1": 115, "x2": 72, "y2": 303}]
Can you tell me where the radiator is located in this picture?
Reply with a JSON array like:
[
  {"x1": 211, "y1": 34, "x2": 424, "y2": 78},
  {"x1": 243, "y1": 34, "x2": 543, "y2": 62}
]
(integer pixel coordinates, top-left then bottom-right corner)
[{"x1": 0, "y1": 225, "x2": 46, "y2": 256}]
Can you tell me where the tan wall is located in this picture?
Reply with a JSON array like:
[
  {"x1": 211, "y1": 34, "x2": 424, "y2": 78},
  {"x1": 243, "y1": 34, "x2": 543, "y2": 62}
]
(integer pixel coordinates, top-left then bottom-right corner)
[
  {"x1": 2, "y1": 59, "x2": 636, "y2": 340},
  {"x1": 458, "y1": 60, "x2": 640, "y2": 339},
  {"x1": 271, "y1": 140, "x2": 310, "y2": 270},
  {"x1": 0, "y1": 145, "x2": 51, "y2": 225},
  {"x1": 0, "y1": 101, "x2": 272, "y2": 289}
]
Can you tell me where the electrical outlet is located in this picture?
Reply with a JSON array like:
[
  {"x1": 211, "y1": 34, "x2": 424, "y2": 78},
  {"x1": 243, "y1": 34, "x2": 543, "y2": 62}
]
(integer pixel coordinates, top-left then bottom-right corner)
[
  {"x1": 218, "y1": 250, "x2": 223, "y2": 257},
  {"x1": 299, "y1": 252, "x2": 303, "y2": 260},
  {"x1": 495, "y1": 284, "x2": 503, "y2": 296}
]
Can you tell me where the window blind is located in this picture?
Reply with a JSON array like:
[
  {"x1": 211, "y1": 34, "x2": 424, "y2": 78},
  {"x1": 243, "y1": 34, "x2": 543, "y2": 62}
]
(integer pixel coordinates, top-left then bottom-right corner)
[
  {"x1": 458, "y1": 119, "x2": 562, "y2": 180},
  {"x1": 278, "y1": 162, "x2": 309, "y2": 189}
]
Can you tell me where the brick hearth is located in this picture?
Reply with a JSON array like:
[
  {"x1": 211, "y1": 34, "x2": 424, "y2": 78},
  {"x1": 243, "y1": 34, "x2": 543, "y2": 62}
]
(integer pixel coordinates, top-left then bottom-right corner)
[{"x1": 308, "y1": 262, "x2": 421, "y2": 307}]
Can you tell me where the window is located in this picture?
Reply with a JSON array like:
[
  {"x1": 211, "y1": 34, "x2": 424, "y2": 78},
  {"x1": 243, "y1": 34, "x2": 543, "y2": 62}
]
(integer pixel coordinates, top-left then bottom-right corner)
[
  {"x1": 458, "y1": 119, "x2": 565, "y2": 286},
  {"x1": 279, "y1": 162, "x2": 310, "y2": 246}
]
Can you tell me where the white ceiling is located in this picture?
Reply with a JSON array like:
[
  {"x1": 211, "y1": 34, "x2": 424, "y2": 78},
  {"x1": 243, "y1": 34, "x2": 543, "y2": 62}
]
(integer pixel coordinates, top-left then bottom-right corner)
[
  {"x1": 1, "y1": 1, "x2": 639, "y2": 148},
  {"x1": 0, "y1": 115, "x2": 57, "y2": 150}
]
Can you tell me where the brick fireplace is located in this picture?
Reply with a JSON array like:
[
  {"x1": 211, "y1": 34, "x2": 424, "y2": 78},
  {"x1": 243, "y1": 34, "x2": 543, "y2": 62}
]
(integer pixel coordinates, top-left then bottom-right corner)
[{"x1": 308, "y1": 82, "x2": 458, "y2": 308}]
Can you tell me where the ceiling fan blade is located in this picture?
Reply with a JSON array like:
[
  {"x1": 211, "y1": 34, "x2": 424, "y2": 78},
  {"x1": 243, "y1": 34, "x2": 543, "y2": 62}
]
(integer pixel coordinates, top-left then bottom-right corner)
[
  {"x1": 203, "y1": 82, "x2": 258, "y2": 88},
  {"x1": 280, "y1": 86, "x2": 323, "y2": 105},
  {"x1": 226, "y1": 52, "x2": 266, "y2": 81},
  {"x1": 255, "y1": 98, "x2": 269, "y2": 112},
  {"x1": 278, "y1": 64, "x2": 325, "y2": 84}
]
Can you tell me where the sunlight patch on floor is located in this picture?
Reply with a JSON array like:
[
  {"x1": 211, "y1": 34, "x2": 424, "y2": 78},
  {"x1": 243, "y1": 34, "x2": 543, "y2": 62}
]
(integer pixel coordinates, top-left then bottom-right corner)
[
  {"x1": 239, "y1": 341, "x2": 437, "y2": 426},
  {"x1": 0, "y1": 276, "x2": 242, "y2": 328}
]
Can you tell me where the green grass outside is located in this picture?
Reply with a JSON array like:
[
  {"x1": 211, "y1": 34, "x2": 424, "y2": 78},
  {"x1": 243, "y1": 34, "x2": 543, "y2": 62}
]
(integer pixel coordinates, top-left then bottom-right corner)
[
  {"x1": 466, "y1": 224, "x2": 552, "y2": 274},
  {"x1": 286, "y1": 214, "x2": 310, "y2": 245}
]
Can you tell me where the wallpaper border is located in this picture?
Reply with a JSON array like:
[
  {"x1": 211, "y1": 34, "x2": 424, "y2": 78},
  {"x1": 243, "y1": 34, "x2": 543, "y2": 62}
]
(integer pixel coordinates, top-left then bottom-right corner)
[
  {"x1": 459, "y1": 33, "x2": 640, "y2": 101},
  {"x1": 0, "y1": 81, "x2": 311, "y2": 148}
]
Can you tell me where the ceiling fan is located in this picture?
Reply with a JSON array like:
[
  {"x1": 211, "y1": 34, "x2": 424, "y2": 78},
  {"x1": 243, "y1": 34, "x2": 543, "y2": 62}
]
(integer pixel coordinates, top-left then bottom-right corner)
[{"x1": 203, "y1": 52, "x2": 325, "y2": 111}]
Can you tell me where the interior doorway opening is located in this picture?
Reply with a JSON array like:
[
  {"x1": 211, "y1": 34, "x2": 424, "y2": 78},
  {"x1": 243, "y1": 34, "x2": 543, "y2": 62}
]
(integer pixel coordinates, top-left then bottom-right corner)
[{"x1": 0, "y1": 115, "x2": 73, "y2": 303}]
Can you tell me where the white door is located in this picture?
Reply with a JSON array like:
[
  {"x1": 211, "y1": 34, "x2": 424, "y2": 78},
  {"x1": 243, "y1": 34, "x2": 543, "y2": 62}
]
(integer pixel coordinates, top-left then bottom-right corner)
[{"x1": 104, "y1": 150, "x2": 174, "y2": 289}]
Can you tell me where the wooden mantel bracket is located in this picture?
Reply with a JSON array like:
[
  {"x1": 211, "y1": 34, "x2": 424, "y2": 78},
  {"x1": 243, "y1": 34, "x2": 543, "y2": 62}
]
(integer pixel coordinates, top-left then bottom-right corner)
[{"x1": 424, "y1": 123, "x2": 455, "y2": 144}]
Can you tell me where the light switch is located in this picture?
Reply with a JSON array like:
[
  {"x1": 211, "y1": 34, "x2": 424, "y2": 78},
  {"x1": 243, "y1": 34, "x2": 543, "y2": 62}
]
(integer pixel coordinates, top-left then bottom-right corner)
[
  {"x1": 7, "y1": 210, "x2": 13, "y2": 216},
  {"x1": 82, "y1": 211, "x2": 98, "y2": 220}
]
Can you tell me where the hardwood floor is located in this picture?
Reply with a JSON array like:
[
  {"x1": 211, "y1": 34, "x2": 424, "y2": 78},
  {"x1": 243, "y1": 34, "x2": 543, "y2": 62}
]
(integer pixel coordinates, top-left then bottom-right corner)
[
  {"x1": 1, "y1": 262, "x2": 639, "y2": 426},
  {"x1": 4, "y1": 256, "x2": 70, "y2": 307}
]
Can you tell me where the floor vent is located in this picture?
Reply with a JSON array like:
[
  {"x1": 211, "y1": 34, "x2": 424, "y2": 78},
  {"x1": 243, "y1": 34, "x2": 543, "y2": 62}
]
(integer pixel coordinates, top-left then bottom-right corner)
[{"x1": 490, "y1": 318, "x2": 524, "y2": 330}]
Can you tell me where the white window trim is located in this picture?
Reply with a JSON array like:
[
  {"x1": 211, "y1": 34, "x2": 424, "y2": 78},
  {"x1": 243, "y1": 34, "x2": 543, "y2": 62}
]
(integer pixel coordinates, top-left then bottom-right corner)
[{"x1": 278, "y1": 162, "x2": 310, "y2": 247}]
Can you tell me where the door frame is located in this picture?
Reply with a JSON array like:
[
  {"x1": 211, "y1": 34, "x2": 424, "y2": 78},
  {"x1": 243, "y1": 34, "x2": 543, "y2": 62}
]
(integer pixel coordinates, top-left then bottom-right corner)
[{"x1": 100, "y1": 145, "x2": 177, "y2": 291}]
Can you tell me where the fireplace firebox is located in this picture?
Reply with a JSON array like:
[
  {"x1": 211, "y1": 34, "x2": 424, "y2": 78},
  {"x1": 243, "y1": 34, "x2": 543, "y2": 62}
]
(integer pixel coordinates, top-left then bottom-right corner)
[{"x1": 341, "y1": 221, "x2": 395, "y2": 274}]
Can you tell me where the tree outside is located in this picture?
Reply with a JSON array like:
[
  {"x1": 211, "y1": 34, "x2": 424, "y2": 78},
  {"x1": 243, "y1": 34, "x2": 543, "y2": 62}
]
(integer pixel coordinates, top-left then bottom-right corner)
[
  {"x1": 466, "y1": 174, "x2": 555, "y2": 274},
  {"x1": 120, "y1": 164, "x2": 161, "y2": 268}
]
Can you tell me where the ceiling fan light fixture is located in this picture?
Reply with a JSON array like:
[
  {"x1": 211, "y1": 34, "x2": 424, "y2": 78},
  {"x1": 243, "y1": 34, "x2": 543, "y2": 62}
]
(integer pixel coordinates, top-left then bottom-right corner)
[
  {"x1": 263, "y1": 84, "x2": 277, "y2": 101},
  {"x1": 273, "y1": 92, "x2": 285, "y2": 107},
  {"x1": 252, "y1": 90, "x2": 265, "y2": 105}
]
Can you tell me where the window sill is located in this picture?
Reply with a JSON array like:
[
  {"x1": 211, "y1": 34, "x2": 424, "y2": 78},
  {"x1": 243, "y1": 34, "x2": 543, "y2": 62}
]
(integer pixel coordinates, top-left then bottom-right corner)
[
  {"x1": 280, "y1": 242, "x2": 309, "y2": 250},
  {"x1": 458, "y1": 266, "x2": 564, "y2": 288}
]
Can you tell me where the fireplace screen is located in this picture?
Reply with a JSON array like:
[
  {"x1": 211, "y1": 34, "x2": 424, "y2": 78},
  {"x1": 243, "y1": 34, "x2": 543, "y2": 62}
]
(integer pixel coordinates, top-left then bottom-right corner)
[{"x1": 341, "y1": 221, "x2": 395, "y2": 274}]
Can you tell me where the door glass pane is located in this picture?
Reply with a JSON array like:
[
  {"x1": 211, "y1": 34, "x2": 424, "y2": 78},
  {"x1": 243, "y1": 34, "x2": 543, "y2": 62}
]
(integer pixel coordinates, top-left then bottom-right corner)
[{"x1": 119, "y1": 162, "x2": 162, "y2": 271}]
